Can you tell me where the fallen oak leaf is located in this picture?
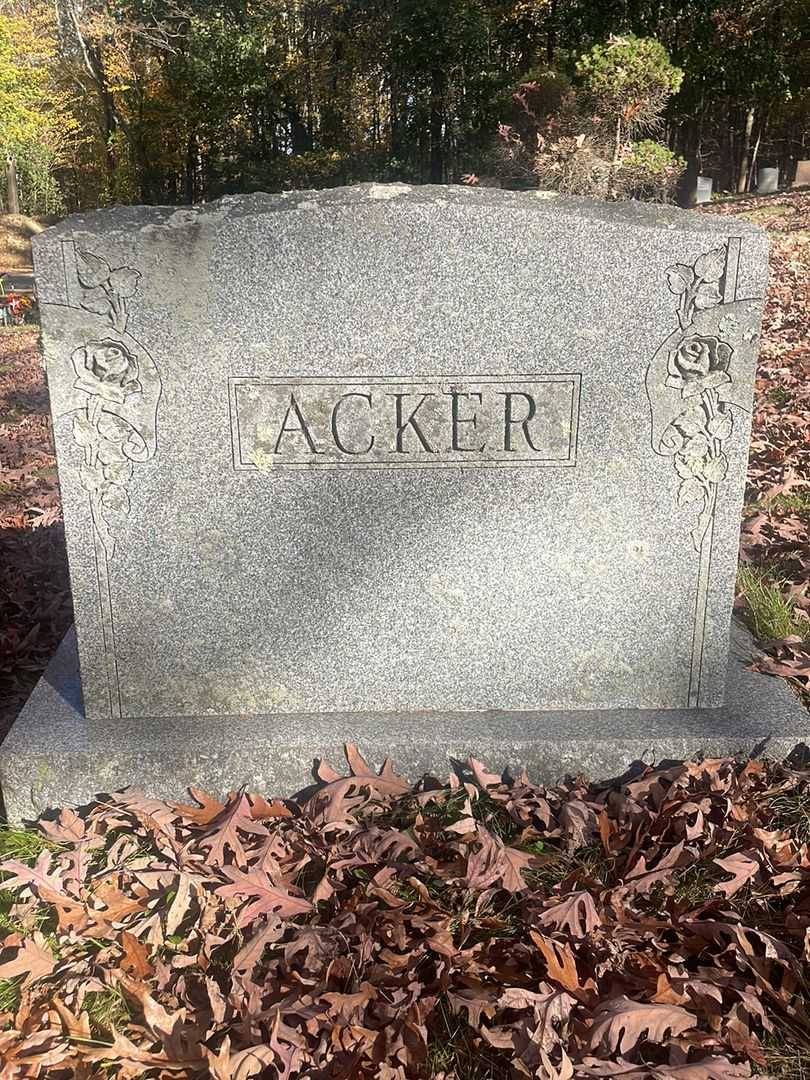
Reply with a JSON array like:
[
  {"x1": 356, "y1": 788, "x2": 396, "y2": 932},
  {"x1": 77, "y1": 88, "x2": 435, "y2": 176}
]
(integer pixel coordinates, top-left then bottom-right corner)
[
  {"x1": 248, "y1": 794, "x2": 294, "y2": 819},
  {"x1": 51, "y1": 996, "x2": 92, "y2": 1041},
  {"x1": 304, "y1": 744, "x2": 410, "y2": 823},
  {"x1": 620, "y1": 840, "x2": 688, "y2": 897},
  {"x1": 559, "y1": 799, "x2": 599, "y2": 847},
  {"x1": 575, "y1": 1056, "x2": 752, "y2": 1078},
  {"x1": 117, "y1": 974, "x2": 205, "y2": 1064},
  {"x1": 0, "y1": 854, "x2": 71, "y2": 899},
  {"x1": 713, "y1": 851, "x2": 761, "y2": 898},
  {"x1": 538, "y1": 890, "x2": 602, "y2": 937},
  {"x1": 79, "y1": 1028, "x2": 207, "y2": 1072},
  {"x1": 232, "y1": 918, "x2": 285, "y2": 974},
  {"x1": 499, "y1": 843, "x2": 535, "y2": 892},
  {"x1": 164, "y1": 871, "x2": 194, "y2": 936},
  {"x1": 91, "y1": 879, "x2": 146, "y2": 922},
  {"x1": 0, "y1": 1028, "x2": 70, "y2": 1074},
  {"x1": 267, "y1": 1011, "x2": 307, "y2": 1080},
  {"x1": 0, "y1": 933, "x2": 55, "y2": 989},
  {"x1": 118, "y1": 930, "x2": 154, "y2": 980},
  {"x1": 530, "y1": 930, "x2": 596, "y2": 1001},
  {"x1": 321, "y1": 981, "x2": 375, "y2": 1022},
  {"x1": 499, "y1": 984, "x2": 576, "y2": 1053},
  {"x1": 589, "y1": 996, "x2": 697, "y2": 1054},
  {"x1": 170, "y1": 787, "x2": 226, "y2": 825},
  {"x1": 205, "y1": 1035, "x2": 277, "y2": 1080},
  {"x1": 197, "y1": 793, "x2": 268, "y2": 868},
  {"x1": 648, "y1": 1063, "x2": 755, "y2": 1080},
  {"x1": 466, "y1": 756, "x2": 504, "y2": 790},
  {"x1": 216, "y1": 866, "x2": 313, "y2": 925}
]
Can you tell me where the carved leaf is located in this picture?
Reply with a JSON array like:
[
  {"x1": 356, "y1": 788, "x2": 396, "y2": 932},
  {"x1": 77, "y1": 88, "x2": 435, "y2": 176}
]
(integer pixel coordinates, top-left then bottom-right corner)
[
  {"x1": 677, "y1": 477, "x2": 704, "y2": 507},
  {"x1": 691, "y1": 506, "x2": 713, "y2": 550},
  {"x1": 703, "y1": 453, "x2": 728, "y2": 484},
  {"x1": 96, "y1": 439, "x2": 129, "y2": 466},
  {"x1": 103, "y1": 460, "x2": 134, "y2": 485},
  {"x1": 102, "y1": 485, "x2": 131, "y2": 515},
  {"x1": 677, "y1": 406, "x2": 708, "y2": 437},
  {"x1": 673, "y1": 455, "x2": 694, "y2": 479},
  {"x1": 108, "y1": 266, "x2": 141, "y2": 299},
  {"x1": 72, "y1": 415, "x2": 97, "y2": 448},
  {"x1": 80, "y1": 286, "x2": 112, "y2": 316},
  {"x1": 660, "y1": 426, "x2": 684, "y2": 454},
  {"x1": 694, "y1": 247, "x2": 726, "y2": 283},
  {"x1": 683, "y1": 433, "x2": 710, "y2": 461},
  {"x1": 79, "y1": 462, "x2": 103, "y2": 495},
  {"x1": 707, "y1": 412, "x2": 733, "y2": 440},
  {"x1": 665, "y1": 264, "x2": 694, "y2": 295},
  {"x1": 693, "y1": 282, "x2": 723, "y2": 310},
  {"x1": 77, "y1": 251, "x2": 111, "y2": 289}
]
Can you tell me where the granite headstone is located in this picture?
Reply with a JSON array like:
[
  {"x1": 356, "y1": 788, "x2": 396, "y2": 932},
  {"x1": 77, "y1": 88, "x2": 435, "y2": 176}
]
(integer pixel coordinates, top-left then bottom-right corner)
[
  {"x1": 793, "y1": 160, "x2": 810, "y2": 188},
  {"x1": 3, "y1": 184, "x2": 805, "y2": 819}
]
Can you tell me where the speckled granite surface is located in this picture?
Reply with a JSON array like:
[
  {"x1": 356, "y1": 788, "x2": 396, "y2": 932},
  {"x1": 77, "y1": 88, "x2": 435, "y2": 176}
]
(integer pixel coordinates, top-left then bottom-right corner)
[
  {"x1": 31, "y1": 186, "x2": 768, "y2": 721},
  {"x1": 1, "y1": 622, "x2": 805, "y2": 821}
]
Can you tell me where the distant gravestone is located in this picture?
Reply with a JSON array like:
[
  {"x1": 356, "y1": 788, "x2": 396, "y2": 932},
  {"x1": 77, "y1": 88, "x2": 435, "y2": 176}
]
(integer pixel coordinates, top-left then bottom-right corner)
[
  {"x1": 2, "y1": 185, "x2": 806, "y2": 818},
  {"x1": 757, "y1": 167, "x2": 780, "y2": 194},
  {"x1": 693, "y1": 175, "x2": 714, "y2": 205},
  {"x1": 793, "y1": 160, "x2": 810, "y2": 188}
]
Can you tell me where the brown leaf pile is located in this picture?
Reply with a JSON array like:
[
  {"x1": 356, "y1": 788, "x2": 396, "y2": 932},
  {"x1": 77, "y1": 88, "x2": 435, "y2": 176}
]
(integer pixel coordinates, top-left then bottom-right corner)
[
  {"x1": 2, "y1": 748, "x2": 810, "y2": 1078},
  {"x1": 698, "y1": 192, "x2": 810, "y2": 692}
]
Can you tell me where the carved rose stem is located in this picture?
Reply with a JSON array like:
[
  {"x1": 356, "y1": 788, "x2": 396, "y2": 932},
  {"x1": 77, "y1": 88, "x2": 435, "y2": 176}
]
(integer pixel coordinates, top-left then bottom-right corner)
[
  {"x1": 686, "y1": 241, "x2": 740, "y2": 707},
  {"x1": 82, "y1": 393, "x2": 117, "y2": 558},
  {"x1": 85, "y1": 395, "x2": 103, "y2": 466}
]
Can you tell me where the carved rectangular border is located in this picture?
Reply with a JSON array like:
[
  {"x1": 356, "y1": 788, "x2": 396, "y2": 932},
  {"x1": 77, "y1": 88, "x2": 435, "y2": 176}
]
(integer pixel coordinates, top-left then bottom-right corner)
[{"x1": 228, "y1": 373, "x2": 582, "y2": 471}]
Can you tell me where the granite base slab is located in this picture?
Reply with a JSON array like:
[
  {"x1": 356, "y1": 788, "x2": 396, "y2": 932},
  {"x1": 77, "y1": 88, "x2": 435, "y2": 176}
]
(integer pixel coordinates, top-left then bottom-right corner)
[{"x1": 1, "y1": 624, "x2": 807, "y2": 822}]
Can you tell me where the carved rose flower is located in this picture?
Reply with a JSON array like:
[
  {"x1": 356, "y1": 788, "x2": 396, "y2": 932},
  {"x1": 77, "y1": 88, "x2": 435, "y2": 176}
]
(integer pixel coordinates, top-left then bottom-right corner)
[
  {"x1": 72, "y1": 339, "x2": 142, "y2": 404},
  {"x1": 666, "y1": 334, "x2": 733, "y2": 399}
]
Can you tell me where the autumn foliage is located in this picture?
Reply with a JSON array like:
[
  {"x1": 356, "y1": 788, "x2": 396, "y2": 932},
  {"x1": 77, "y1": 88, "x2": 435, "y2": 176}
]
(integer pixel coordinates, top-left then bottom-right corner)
[{"x1": 2, "y1": 747, "x2": 810, "y2": 1077}]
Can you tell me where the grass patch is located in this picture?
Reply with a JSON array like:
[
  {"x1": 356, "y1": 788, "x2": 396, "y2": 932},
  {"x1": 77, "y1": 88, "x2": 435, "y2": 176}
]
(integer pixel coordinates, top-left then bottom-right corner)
[
  {"x1": 0, "y1": 976, "x2": 22, "y2": 1015},
  {"x1": 421, "y1": 790, "x2": 518, "y2": 843},
  {"x1": 0, "y1": 823, "x2": 58, "y2": 862},
  {"x1": 0, "y1": 324, "x2": 38, "y2": 336},
  {"x1": 83, "y1": 987, "x2": 131, "y2": 1039},
  {"x1": 768, "y1": 491, "x2": 810, "y2": 516},
  {"x1": 737, "y1": 564, "x2": 808, "y2": 641},
  {"x1": 767, "y1": 386, "x2": 793, "y2": 406},
  {"x1": 427, "y1": 999, "x2": 511, "y2": 1079},
  {"x1": 766, "y1": 789, "x2": 810, "y2": 845},
  {"x1": 741, "y1": 204, "x2": 795, "y2": 223},
  {"x1": 758, "y1": 1034, "x2": 810, "y2": 1080}
]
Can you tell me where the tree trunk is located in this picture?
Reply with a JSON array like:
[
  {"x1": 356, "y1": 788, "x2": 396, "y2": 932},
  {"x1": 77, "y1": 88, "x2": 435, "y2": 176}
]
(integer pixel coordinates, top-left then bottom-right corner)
[
  {"x1": 287, "y1": 107, "x2": 312, "y2": 155},
  {"x1": 390, "y1": 76, "x2": 401, "y2": 163},
  {"x1": 185, "y1": 133, "x2": 198, "y2": 204},
  {"x1": 6, "y1": 156, "x2": 20, "y2": 215},
  {"x1": 547, "y1": 0, "x2": 558, "y2": 65},
  {"x1": 737, "y1": 106, "x2": 755, "y2": 193},
  {"x1": 429, "y1": 67, "x2": 445, "y2": 184},
  {"x1": 747, "y1": 113, "x2": 766, "y2": 191}
]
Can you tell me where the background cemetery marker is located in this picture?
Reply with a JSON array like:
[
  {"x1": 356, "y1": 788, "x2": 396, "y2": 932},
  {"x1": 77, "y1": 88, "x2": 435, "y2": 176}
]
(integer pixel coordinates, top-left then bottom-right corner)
[{"x1": 1, "y1": 185, "x2": 807, "y2": 819}]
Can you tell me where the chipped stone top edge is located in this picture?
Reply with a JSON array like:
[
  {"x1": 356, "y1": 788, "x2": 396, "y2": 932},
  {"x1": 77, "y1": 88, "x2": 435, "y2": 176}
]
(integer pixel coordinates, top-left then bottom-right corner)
[{"x1": 31, "y1": 183, "x2": 769, "y2": 250}]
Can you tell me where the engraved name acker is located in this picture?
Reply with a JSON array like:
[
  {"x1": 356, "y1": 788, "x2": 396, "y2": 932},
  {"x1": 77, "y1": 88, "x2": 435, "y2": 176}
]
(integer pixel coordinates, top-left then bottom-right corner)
[{"x1": 229, "y1": 374, "x2": 581, "y2": 470}]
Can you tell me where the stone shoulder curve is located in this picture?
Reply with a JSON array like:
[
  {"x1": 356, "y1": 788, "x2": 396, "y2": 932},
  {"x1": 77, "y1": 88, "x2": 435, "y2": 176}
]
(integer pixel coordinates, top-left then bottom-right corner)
[{"x1": 31, "y1": 183, "x2": 769, "y2": 250}]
